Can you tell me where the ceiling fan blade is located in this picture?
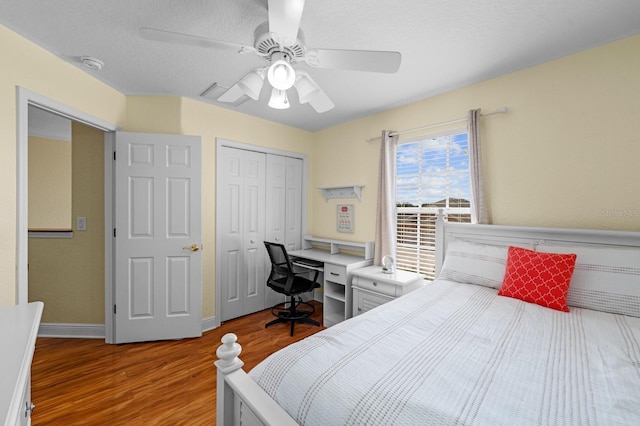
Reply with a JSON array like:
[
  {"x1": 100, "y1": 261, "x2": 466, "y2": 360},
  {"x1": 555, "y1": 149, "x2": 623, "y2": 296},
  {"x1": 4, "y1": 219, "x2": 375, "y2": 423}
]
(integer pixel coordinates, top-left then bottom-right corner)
[
  {"x1": 140, "y1": 28, "x2": 257, "y2": 54},
  {"x1": 308, "y1": 88, "x2": 335, "y2": 113},
  {"x1": 268, "y1": 0, "x2": 305, "y2": 46},
  {"x1": 305, "y1": 49, "x2": 402, "y2": 73}
]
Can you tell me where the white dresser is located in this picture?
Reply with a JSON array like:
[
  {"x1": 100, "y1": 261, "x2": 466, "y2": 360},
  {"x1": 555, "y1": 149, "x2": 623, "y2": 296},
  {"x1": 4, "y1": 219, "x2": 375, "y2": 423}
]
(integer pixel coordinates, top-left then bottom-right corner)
[
  {"x1": 352, "y1": 266, "x2": 424, "y2": 316},
  {"x1": 1, "y1": 302, "x2": 43, "y2": 426}
]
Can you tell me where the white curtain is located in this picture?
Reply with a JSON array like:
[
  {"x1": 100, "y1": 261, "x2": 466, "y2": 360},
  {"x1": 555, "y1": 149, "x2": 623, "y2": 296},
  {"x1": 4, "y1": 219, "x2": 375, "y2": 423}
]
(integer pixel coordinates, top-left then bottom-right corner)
[
  {"x1": 374, "y1": 130, "x2": 398, "y2": 265},
  {"x1": 468, "y1": 108, "x2": 488, "y2": 224}
]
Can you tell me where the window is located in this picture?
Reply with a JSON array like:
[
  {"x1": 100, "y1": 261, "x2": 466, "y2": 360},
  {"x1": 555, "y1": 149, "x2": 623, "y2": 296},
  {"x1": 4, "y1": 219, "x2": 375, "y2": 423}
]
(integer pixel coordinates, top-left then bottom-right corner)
[{"x1": 396, "y1": 130, "x2": 472, "y2": 279}]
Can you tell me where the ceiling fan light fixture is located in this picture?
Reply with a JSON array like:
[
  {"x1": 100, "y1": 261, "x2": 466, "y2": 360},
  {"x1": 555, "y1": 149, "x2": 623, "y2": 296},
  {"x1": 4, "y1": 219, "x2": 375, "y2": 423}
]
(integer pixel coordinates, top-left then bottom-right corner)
[
  {"x1": 267, "y1": 53, "x2": 296, "y2": 90},
  {"x1": 268, "y1": 88, "x2": 290, "y2": 109},
  {"x1": 294, "y1": 74, "x2": 319, "y2": 104},
  {"x1": 238, "y1": 70, "x2": 264, "y2": 100}
]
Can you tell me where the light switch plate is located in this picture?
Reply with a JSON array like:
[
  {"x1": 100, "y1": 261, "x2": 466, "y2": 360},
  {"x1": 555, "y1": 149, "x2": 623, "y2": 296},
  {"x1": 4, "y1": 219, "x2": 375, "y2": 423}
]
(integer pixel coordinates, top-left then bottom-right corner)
[{"x1": 76, "y1": 217, "x2": 87, "y2": 231}]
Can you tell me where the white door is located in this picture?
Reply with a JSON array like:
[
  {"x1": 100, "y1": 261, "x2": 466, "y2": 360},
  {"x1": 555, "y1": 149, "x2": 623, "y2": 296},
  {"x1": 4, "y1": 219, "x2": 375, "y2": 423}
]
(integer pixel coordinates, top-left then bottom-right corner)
[
  {"x1": 218, "y1": 146, "x2": 266, "y2": 321},
  {"x1": 265, "y1": 155, "x2": 303, "y2": 307},
  {"x1": 265, "y1": 154, "x2": 287, "y2": 309},
  {"x1": 284, "y1": 156, "x2": 303, "y2": 250},
  {"x1": 265, "y1": 154, "x2": 286, "y2": 245},
  {"x1": 114, "y1": 131, "x2": 202, "y2": 343},
  {"x1": 265, "y1": 155, "x2": 302, "y2": 249}
]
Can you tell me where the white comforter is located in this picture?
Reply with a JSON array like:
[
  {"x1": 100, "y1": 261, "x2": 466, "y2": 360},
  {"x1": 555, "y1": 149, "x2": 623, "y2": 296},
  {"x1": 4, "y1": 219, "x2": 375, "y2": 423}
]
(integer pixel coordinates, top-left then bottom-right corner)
[{"x1": 249, "y1": 280, "x2": 640, "y2": 425}]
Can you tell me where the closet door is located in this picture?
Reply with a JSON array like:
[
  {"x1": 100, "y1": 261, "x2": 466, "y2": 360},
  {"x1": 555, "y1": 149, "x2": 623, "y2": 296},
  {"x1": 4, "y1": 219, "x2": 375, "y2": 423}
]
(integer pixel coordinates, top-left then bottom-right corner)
[
  {"x1": 265, "y1": 155, "x2": 302, "y2": 251},
  {"x1": 284, "y1": 156, "x2": 303, "y2": 250},
  {"x1": 218, "y1": 146, "x2": 266, "y2": 321},
  {"x1": 265, "y1": 155, "x2": 303, "y2": 308},
  {"x1": 265, "y1": 155, "x2": 286, "y2": 246}
]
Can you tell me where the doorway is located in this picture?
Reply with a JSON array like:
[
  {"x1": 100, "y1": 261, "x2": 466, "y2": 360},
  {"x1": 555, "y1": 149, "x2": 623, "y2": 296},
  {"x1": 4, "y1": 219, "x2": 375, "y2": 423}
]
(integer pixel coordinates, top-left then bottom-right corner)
[
  {"x1": 27, "y1": 106, "x2": 107, "y2": 336},
  {"x1": 16, "y1": 87, "x2": 117, "y2": 341}
]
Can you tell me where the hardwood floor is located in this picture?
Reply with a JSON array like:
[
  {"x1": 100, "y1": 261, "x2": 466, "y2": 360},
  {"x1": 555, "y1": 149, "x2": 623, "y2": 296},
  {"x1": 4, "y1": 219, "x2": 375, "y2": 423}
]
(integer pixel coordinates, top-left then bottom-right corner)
[{"x1": 31, "y1": 301, "x2": 323, "y2": 425}]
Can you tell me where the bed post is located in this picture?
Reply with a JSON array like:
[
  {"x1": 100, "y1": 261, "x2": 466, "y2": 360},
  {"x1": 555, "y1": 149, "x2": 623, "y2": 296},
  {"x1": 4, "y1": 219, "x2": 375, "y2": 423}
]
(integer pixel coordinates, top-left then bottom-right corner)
[
  {"x1": 435, "y1": 209, "x2": 446, "y2": 276},
  {"x1": 215, "y1": 333, "x2": 244, "y2": 426},
  {"x1": 215, "y1": 333, "x2": 299, "y2": 426}
]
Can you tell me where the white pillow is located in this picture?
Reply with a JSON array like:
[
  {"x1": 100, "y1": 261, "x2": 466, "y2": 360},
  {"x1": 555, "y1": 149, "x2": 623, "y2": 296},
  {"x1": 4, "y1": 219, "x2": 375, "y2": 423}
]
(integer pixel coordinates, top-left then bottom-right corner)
[
  {"x1": 438, "y1": 239, "x2": 509, "y2": 289},
  {"x1": 537, "y1": 243, "x2": 640, "y2": 317}
]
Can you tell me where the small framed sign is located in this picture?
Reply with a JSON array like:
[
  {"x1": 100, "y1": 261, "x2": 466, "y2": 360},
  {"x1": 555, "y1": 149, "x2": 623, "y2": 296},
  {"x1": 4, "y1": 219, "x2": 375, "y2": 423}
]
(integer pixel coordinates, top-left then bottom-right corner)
[{"x1": 337, "y1": 204, "x2": 354, "y2": 233}]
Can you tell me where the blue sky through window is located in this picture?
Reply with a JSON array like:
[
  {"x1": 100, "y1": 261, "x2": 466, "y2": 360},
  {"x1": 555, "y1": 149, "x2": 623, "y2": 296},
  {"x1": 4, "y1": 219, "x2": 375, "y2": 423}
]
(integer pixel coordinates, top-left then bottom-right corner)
[{"x1": 396, "y1": 132, "x2": 470, "y2": 206}]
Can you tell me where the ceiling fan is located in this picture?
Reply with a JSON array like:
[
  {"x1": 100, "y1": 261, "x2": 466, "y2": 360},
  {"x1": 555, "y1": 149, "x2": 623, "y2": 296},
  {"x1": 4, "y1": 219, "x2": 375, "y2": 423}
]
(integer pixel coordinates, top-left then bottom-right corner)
[{"x1": 140, "y1": 0, "x2": 401, "y2": 113}]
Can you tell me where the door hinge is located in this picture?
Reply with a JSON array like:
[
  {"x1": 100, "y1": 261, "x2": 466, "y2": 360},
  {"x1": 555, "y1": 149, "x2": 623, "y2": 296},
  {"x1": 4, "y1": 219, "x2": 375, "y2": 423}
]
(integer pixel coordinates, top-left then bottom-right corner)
[
  {"x1": 113, "y1": 304, "x2": 117, "y2": 314},
  {"x1": 113, "y1": 151, "x2": 116, "y2": 161},
  {"x1": 113, "y1": 228, "x2": 116, "y2": 238}
]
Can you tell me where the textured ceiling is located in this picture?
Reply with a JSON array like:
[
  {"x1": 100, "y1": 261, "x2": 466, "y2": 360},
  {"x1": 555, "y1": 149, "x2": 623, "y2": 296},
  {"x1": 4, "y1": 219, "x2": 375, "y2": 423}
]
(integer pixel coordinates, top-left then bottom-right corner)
[{"x1": 2, "y1": 0, "x2": 639, "y2": 131}]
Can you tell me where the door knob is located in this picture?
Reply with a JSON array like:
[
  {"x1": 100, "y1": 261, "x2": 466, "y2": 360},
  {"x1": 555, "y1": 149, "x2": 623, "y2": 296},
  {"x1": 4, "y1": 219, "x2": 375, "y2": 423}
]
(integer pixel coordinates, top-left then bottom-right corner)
[{"x1": 183, "y1": 244, "x2": 200, "y2": 252}]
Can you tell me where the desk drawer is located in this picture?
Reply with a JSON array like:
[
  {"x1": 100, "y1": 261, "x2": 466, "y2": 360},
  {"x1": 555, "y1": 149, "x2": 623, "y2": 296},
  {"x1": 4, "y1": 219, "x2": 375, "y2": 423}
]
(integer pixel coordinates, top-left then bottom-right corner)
[
  {"x1": 352, "y1": 276, "x2": 397, "y2": 297},
  {"x1": 324, "y1": 263, "x2": 347, "y2": 284}
]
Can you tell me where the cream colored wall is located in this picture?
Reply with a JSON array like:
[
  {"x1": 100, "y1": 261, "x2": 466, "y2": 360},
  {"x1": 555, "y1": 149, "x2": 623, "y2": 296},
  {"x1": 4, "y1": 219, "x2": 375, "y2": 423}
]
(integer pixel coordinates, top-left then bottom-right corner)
[
  {"x1": 124, "y1": 96, "x2": 315, "y2": 318},
  {"x1": 28, "y1": 122, "x2": 105, "y2": 323},
  {"x1": 0, "y1": 24, "x2": 126, "y2": 305},
  {"x1": 28, "y1": 136, "x2": 72, "y2": 230},
  {"x1": 311, "y1": 35, "x2": 640, "y2": 242},
  {"x1": 180, "y1": 98, "x2": 314, "y2": 318},
  {"x1": 2, "y1": 19, "x2": 638, "y2": 321},
  {"x1": 1, "y1": 23, "x2": 313, "y2": 314}
]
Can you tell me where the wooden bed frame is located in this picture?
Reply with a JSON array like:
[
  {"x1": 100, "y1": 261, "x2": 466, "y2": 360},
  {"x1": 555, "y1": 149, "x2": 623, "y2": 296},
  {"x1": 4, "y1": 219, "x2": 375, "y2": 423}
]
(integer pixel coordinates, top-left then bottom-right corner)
[{"x1": 216, "y1": 211, "x2": 640, "y2": 425}]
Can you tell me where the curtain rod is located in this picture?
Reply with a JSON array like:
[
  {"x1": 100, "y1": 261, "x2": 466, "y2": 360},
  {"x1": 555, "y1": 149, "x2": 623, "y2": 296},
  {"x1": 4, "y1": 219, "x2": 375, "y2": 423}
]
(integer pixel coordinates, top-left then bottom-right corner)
[{"x1": 366, "y1": 107, "x2": 508, "y2": 143}]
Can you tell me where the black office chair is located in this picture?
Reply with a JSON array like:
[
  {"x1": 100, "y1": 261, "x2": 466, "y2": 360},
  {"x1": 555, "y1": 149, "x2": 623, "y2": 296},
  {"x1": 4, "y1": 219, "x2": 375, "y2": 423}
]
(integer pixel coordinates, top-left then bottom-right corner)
[{"x1": 263, "y1": 241, "x2": 321, "y2": 336}]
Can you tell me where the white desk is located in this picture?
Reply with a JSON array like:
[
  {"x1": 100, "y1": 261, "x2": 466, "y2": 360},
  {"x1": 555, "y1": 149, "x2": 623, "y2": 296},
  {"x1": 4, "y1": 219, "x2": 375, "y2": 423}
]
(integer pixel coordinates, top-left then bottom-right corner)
[{"x1": 289, "y1": 248, "x2": 372, "y2": 327}]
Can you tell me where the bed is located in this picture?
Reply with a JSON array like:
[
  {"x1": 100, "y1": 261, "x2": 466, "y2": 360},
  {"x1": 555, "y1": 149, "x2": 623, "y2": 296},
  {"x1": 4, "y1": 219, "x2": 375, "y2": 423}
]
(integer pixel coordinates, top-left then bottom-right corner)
[{"x1": 216, "y1": 213, "x2": 640, "y2": 425}]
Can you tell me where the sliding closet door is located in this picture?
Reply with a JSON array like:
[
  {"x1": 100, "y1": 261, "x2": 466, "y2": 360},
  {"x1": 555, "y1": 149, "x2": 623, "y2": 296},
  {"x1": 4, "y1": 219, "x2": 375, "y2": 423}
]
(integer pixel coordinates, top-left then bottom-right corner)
[
  {"x1": 218, "y1": 146, "x2": 266, "y2": 321},
  {"x1": 264, "y1": 155, "x2": 303, "y2": 308},
  {"x1": 265, "y1": 155, "x2": 286, "y2": 245},
  {"x1": 284, "y1": 156, "x2": 303, "y2": 250}
]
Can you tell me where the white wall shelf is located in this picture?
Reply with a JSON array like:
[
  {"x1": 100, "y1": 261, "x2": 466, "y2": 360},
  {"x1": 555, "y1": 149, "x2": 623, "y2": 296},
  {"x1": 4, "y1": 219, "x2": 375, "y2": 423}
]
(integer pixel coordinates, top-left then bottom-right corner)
[{"x1": 318, "y1": 185, "x2": 364, "y2": 202}]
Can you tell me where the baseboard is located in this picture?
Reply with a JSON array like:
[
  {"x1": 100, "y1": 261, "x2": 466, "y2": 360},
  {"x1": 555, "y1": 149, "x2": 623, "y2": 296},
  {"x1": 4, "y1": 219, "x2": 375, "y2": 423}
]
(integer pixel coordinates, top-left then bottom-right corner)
[
  {"x1": 39, "y1": 318, "x2": 220, "y2": 339},
  {"x1": 202, "y1": 316, "x2": 218, "y2": 332},
  {"x1": 38, "y1": 322, "x2": 105, "y2": 339}
]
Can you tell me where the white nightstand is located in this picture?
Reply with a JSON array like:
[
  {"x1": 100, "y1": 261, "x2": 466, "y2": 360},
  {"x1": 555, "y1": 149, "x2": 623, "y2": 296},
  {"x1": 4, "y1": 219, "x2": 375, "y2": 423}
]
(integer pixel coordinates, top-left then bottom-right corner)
[{"x1": 351, "y1": 266, "x2": 424, "y2": 316}]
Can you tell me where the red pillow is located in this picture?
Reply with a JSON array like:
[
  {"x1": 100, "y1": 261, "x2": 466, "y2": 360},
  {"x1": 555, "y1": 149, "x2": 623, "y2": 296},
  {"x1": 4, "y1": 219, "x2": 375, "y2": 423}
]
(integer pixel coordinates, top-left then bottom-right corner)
[{"x1": 498, "y1": 246, "x2": 577, "y2": 312}]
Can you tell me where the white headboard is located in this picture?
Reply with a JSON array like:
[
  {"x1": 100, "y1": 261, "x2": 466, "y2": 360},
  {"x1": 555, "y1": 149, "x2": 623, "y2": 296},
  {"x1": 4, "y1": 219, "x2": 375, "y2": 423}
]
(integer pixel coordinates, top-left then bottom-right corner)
[{"x1": 434, "y1": 210, "x2": 640, "y2": 276}]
